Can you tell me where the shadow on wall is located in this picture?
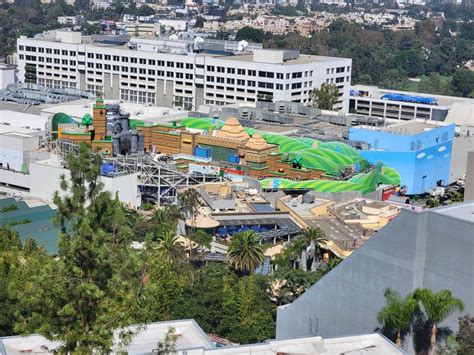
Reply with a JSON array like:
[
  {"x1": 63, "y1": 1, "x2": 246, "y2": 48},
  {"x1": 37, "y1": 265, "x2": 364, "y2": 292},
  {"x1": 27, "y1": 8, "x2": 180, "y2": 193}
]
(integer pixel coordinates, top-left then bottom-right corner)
[{"x1": 375, "y1": 311, "x2": 452, "y2": 354}]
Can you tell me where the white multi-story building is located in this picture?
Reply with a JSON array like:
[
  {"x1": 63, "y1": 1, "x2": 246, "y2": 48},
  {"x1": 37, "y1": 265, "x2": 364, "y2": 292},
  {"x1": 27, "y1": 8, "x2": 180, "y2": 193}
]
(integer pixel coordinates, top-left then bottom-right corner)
[{"x1": 17, "y1": 30, "x2": 352, "y2": 111}]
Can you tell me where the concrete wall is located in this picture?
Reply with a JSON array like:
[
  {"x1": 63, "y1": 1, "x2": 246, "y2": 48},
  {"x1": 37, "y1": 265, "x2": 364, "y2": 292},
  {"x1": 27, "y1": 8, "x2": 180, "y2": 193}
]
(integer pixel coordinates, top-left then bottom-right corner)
[
  {"x1": 0, "y1": 169, "x2": 30, "y2": 189},
  {"x1": 30, "y1": 161, "x2": 141, "y2": 208},
  {"x1": 276, "y1": 204, "x2": 474, "y2": 353},
  {"x1": 465, "y1": 151, "x2": 474, "y2": 202},
  {"x1": 450, "y1": 136, "x2": 474, "y2": 183}
]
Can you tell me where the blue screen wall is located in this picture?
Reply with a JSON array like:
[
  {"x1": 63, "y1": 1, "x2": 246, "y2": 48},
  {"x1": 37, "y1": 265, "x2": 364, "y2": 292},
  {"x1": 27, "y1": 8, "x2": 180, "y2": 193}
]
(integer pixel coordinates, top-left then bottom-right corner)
[{"x1": 349, "y1": 124, "x2": 455, "y2": 194}]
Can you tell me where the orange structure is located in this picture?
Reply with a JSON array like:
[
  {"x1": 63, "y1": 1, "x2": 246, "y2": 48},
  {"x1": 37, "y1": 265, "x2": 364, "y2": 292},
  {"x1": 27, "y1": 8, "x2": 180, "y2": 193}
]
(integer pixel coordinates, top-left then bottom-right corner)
[{"x1": 136, "y1": 116, "x2": 326, "y2": 180}]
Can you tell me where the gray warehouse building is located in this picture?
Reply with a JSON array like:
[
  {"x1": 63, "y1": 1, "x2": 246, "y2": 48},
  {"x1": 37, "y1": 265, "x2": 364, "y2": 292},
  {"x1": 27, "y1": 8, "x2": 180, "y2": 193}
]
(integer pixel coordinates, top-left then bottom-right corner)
[{"x1": 276, "y1": 202, "x2": 474, "y2": 352}]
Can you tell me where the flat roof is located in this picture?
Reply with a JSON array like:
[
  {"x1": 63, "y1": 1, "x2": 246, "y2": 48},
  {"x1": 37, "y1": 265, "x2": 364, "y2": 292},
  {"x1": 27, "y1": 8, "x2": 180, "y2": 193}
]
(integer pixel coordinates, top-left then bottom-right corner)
[
  {"x1": 431, "y1": 201, "x2": 474, "y2": 223},
  {"x1": 183, "y1": 333, "x2": 402, "y2": 354},
  {"x1": 218, "y1": 53, "x2": 345, "y2": 65},
  {"x1": 356, "y1": 119, "x2": 451, "y2": 135},
  {"x1": 42, "y1": 100, "x2": 186, "y2": 123},
  {"x1": 0, "y1": 319, "x2": 213, "y2": 354},
  {"x1": 0, "y1": 110, "x2": 48, "y2": 131}
]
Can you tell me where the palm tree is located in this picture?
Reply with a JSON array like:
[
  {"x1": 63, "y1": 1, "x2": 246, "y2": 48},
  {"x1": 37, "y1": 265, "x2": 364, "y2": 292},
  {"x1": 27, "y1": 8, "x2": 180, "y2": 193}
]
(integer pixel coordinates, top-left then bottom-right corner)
[
  {"x1": 152, "y1": 230, "x2": 185, "y2": 264},
  {"x1": 227, "y1": 230, "x2": 265, "y2": 274},
  {"x1": 178, "y1": 188, "x2": 200, "y2": 222},
  {"x1": 377, "y1": 288, "x2": 419, "y2": 348},
  {"x1": 301, "y1": 227, "x2": 327, "y2": 272},
  {"x1": 413, "y1": 288, "x2": 464, "y2": 355}
]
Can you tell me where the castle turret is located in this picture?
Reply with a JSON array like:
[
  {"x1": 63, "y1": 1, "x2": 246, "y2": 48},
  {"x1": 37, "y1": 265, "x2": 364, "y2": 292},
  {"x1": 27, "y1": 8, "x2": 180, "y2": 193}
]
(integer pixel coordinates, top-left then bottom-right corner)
[{"x1": 93, "y1": 98, "x2": 107, "y2": 140}]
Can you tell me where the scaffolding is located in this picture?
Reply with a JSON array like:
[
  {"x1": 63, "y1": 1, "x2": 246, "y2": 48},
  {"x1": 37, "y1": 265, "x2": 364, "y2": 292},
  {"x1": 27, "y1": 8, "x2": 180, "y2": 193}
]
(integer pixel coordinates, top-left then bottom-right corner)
[{"x1": 54, "y1": 139, "x2": 224, "y2": 205}]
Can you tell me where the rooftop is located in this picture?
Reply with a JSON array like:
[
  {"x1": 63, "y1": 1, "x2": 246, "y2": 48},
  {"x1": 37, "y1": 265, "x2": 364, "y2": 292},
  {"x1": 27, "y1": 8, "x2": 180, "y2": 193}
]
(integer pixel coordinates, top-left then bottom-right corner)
[
  {"x1": 182, "y1": 333, "x2": 403, "y2": 354},
  {"x1": 431, "y1": 201, "x2": 474, "y2": 223},
  {"x1": 218, "y1": 53, "x2": 344, "y2": 65},
  {"x1": 0, "y1": 319, "x2": 213, "y2": 354},
  {"x1": 0, "y1": 110, "x2": 48, "y2": 131},
  {"x1": 356, "y1": 119, "x2": 452, "y2": 135}
]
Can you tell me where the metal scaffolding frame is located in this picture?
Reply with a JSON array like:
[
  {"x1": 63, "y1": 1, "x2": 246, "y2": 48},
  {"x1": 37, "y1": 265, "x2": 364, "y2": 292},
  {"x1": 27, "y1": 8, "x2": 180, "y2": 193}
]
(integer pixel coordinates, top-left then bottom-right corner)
[{"x1": 54, "y1": 139, "x2": 224, "y2": 205}]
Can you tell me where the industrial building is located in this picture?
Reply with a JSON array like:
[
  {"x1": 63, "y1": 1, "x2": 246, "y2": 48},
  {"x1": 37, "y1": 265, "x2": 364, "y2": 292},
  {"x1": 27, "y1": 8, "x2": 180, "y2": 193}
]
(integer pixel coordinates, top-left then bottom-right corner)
[
  {"x1": 276, "y1": 202, "x2": 474, "y2": 353},
  {"x1": 17, "y1": 30, "x2": 352, "y2": 111},
  {"x1": 349, "y1": 84, "x2": 474, "y2": 122},
  {"x1": 0, "y1": 64, "x2": 16, "y2": 89},
  {"x1": 349, "y1": 120, "x2": 455, "y2": 195}
]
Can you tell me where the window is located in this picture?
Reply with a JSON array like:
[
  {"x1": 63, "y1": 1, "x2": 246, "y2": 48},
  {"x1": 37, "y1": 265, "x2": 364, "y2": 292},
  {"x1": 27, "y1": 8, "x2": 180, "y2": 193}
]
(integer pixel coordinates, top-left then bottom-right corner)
[
  {"x1": 336, "y1": 67, "x2": 345, "y2": 73},
  {"x1": 227, "y1": 68, "x2": 235, "y2": 74},
  {"x1": 186, "y1": 63, "x2": 193, "y2": 69},
  {"x1": 185, "y1": 73, "x2": 193, "y2": 80},
  {"x1": 177, "y1": 62, "x2": 184, "y2": 68},
  {"x1": 149, "y1": 59, "x2": 155, "y2": 65},
  {"x1": 276, "y1": 73, "x2": 283, "y2": 79},
  {"x1": 207, "y1": 65, "x2": 215, "y2": 72},
  {"x1": 247, "y1": 80, "x2": 256, "y2": 87},
  {"x1": 217, "y1": 67, "x2": 225, "y2": 73},
  {"x1": 131, "y1": 58, "x2": 137, "y2": 63},
  {"x1": 237, "y1": 69, "x2": 245, "y2": 75},
  {"x1": 122, "y1": 57, "x2": 128, "y2": 62},
  {"x1": 87, "y1": 53, "x2": 94, "y2": 58},
  {"x1": 227, "y1": 78, "x2": 235, "y2": 85},
  {"x1": 292, "y1": 72, "x2": 302, "y2": 79},
  {"x1": 113, "y1": 55, "x2": 119, "y2": 61},
  {"x1": 167, "y1": 61, "x2": 174, "y2": 67},
  {"x1": 105, "y1": 55, "x2": 111, "y2": 60},
  {"x1": 139, "y1": 58, "x2": 146, "y2": 65},
  {"x1": 96, "y1": 54, "x2": 102, "y2": 60},
  {"x1": 248, "y1": 70, "x2": 256, "y2": 76}
]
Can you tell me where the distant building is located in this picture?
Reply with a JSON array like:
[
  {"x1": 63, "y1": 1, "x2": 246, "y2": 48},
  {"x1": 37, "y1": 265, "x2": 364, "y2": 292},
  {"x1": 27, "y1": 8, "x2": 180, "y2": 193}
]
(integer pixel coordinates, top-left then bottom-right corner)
[
  {"x1": 349, "y1": 84, "x2": 473, "y2": 122},
  {"x1": 0, "y1": 64, "x2": 16, "y2": 89},
  {"x1": 349, "y1": 120, "x2": 455, "y2": 194},
  {"x1": 277, "y1": 202, "x2": 474, "y2": 352},
  {"x1": 17, "y1": 30, "x2": 352, "y2": 111},
  {"x1": 57, "y1": 16, "x2": 85, "y2": 26},
  {"x1": 123, "y1": 22, "x2": 160, "y2": 37}
]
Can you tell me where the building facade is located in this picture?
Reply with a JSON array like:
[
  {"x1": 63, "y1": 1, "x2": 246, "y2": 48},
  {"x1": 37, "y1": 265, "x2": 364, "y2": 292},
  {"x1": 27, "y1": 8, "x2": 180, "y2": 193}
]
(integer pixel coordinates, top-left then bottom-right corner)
[
  {"x1": 17, "y1": 30, "x2": 352, "y2": 111},
  {"x1": 349, "y1": 120, "x2": 455, "y2": 195},
  {"x1": 276, "y1": 202, "x2": 474, "y2": 353},
  {"x1": 348, "y1": 84, "x2": 474, "y2": 122}
]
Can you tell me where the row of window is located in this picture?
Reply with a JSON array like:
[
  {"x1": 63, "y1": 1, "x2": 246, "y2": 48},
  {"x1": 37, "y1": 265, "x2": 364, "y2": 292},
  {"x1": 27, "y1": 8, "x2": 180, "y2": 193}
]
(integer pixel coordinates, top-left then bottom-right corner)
[{"x1": 327, "y1": 66, "x2": 351, "y2": 75}]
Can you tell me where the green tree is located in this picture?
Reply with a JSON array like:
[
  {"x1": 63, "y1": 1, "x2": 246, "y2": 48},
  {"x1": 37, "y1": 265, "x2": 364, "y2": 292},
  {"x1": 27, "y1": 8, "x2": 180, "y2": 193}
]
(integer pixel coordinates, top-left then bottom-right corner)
[
  {"x1": 451, "y1": 69, "x2": 474, "y2": 98},
  {"x1": 143, "y1": 256, "x2": 184, "y2": 322},
  {"x1": 377, "y1": 288, "x2": 419, "y2": 347},
  {"x1": 301, "y1": 226, "x2": 327, "y2": 272},
  {"x1": 194, "y1": 16, "x2": 205, "y2": 28},
  {"x1": 15, "y1": 143, "x2": 146, "y2": 353},
  {"x1": 310, "y1": 83, "x2": 339, "y2": 110},
  {"x1": 227, "y1": 230, "x2": 265, "y2": 274},
  {"x1": 150, "y1": 230, "x2": 185, "y2": 264},
  {"x1": 178, "y1": 188, "x2": 200, "y2": 223},
  {"x1": 456, "y1": 314, "x2": 474, "y2": 355},
  {"x1": 413, "y1": 288, "x2": 465, "y2": 355},
  {"x1": 236, "y1": 26, "x2": 265, "y2": 43},
  {"x1": 216, "y1": 275, "x2": 240, "y2": 335}
]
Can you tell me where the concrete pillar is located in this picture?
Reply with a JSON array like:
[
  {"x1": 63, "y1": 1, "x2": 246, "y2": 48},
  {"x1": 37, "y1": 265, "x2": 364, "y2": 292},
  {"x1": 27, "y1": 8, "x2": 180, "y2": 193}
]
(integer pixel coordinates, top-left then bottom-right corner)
[{"x1": 464, "y1": 151, "x2": 474, "y2": 202}]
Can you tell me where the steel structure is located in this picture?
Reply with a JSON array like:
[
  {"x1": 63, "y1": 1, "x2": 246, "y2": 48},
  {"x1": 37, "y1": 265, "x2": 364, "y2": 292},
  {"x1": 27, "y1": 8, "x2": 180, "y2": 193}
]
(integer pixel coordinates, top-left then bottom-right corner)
[{"x1": 54, "y1": 139, "x2": 224, "y2": 205}]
